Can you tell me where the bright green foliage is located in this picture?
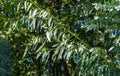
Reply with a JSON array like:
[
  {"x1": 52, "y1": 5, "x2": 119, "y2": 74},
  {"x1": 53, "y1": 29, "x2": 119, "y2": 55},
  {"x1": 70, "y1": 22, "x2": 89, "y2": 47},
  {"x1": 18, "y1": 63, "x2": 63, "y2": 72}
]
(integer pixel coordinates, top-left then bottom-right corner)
[{"x1": 0, "y1": 0, "x2": 120, "y2": 76}]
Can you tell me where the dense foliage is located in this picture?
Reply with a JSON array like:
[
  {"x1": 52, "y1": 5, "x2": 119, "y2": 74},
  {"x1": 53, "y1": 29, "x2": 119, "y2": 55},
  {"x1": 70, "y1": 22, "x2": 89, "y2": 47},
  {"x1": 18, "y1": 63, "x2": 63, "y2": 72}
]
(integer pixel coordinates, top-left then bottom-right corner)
[
  {"x1": 0, "y1": 0, "x2": 120, "y2": 76},
  {"x1": 0, "y1": 38, "x2": 13, "y2": 76}
]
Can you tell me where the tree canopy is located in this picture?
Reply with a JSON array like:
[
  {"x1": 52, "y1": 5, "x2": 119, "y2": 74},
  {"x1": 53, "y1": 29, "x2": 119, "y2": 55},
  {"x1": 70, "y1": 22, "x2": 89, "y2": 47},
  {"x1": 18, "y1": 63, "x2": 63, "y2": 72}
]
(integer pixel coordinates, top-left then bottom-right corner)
[{"x1": 0, "y1": 0, "x2": 120, "y2": 76}]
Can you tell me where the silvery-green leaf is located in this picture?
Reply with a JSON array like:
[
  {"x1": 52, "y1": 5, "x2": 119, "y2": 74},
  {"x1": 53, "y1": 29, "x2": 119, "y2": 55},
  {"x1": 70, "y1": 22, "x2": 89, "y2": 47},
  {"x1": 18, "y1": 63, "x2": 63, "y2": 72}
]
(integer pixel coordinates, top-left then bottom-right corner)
[
  {"x1": 46, "y1": 31, "x2": 52, "y2": 42},
  {"x1": 48, "y1": 17, "x2": 52, "y2": 26},
  {"x1": 32, "y1": 9, "x2": 37, "y2": 17}
]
